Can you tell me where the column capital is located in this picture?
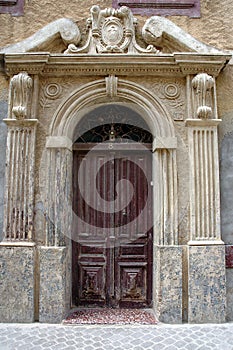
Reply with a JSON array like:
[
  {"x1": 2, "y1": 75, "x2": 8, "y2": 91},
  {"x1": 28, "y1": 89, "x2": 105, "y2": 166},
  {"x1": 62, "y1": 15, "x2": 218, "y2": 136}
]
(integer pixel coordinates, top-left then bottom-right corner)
[
  {"x1": 185, "y1": 119, "x2": 221, "y2": 127},
  {"x1": 3, "y1": 118, "x2": 38, "y2": 128}
]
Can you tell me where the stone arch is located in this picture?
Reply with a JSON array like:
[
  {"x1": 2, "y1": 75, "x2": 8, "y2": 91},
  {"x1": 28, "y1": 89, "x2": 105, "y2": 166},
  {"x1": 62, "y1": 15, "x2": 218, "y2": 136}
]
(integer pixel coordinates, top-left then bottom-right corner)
[
  {"x1": 49, "y1": 79, "x2": 175, "y2": 140},
  {"x1": 46, "y1": 78, "x2": 178, "y2": 247}
]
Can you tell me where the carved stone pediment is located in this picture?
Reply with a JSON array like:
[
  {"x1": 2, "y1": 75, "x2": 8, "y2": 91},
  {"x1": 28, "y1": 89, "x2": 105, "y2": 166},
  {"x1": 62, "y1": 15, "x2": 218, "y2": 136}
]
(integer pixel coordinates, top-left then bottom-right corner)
[
  {"x1": 65, "y1": 5, "x2": 158, "y2": 54},
  {"x1": 0, "y1": 5, "x2": 228, "y2": 56}
]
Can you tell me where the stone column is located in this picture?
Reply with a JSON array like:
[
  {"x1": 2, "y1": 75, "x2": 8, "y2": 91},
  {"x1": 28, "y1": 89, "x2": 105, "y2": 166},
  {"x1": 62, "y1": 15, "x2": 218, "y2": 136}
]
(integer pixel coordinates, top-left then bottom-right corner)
[
  {"x1": 39, "y1": 136, "x2": 72, "y2": 323},
  {"x1": 152, "y1": 137, "x2": 183, "y2": 323},
  {"x1": 186, "y1": 73, "x2": 226, "y2": 323},
  {"x1": 0, "y1": 72, "x2": 37, "y2": 322}
]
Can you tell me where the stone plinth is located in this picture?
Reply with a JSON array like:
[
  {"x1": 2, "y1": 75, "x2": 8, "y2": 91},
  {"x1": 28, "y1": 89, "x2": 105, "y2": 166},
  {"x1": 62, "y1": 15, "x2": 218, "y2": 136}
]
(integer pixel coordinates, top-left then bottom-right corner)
[
  {"x1": 153, "y1": 245, "x2": 183, "y2": 323},
  {"x1": 0, "y1": 243, "x2": 35, "y2": 322},
  {"x1": 39, "y1": 246, "x2": 70, "y2": 323},
  {"x1": 188, "y1": 245, "x2": 226, "y2": 323},
  {"x1": 226, "y1": 269, "x2": 233, "y2": 321}
]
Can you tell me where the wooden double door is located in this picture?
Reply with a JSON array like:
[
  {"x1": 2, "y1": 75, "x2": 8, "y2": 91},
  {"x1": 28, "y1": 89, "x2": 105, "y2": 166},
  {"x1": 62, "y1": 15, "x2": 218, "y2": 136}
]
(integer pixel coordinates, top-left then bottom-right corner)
[{"x1": 72, "y1": 147, "x2": 153, "y2": 308}]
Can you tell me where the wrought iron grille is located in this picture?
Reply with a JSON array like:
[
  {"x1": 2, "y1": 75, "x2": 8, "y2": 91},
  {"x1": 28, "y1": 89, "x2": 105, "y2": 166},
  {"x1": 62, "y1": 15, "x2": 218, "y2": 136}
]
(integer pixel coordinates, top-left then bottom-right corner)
[{"x1": 74, "y1": 105, "x2": 152, "y2": 144}]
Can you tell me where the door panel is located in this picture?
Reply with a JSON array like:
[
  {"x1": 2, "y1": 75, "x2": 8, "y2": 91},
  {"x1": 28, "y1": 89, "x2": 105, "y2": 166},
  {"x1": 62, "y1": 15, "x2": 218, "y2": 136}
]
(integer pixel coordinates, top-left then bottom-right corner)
[{"x1": 72, "y1": 149, "x2": 152, "y2": 307}]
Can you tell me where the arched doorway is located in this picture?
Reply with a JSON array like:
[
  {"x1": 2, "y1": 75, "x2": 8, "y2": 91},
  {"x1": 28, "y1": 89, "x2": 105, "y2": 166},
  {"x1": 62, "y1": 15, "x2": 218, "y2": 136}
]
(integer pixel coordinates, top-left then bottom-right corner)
[
  {"x1": 45, "y1": 79, "x2": 179, "y2": 321},
  {"x1": 72, "y1": 105, "x2": 153, "y2": 308}
]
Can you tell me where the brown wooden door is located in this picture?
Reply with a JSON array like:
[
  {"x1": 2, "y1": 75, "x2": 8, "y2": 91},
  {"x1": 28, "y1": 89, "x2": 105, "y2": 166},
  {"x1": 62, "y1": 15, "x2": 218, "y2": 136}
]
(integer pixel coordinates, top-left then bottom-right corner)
[{"x1": 72, "y1": 148, "x2": 152, "y2": 308}]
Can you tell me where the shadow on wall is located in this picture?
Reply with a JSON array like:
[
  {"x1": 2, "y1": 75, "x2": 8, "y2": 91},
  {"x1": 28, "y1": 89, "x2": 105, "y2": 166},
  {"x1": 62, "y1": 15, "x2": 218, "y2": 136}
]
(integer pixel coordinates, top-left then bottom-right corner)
[{"x1": 0, "y1": 101, "x2": 7, "y2": 242}]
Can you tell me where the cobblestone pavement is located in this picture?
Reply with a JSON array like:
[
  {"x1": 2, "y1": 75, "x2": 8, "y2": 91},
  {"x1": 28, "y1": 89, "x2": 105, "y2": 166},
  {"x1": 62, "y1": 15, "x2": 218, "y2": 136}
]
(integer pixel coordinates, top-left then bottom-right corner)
[{"x1": 0, "y1": 322, "x2": 233, "y2": 350}]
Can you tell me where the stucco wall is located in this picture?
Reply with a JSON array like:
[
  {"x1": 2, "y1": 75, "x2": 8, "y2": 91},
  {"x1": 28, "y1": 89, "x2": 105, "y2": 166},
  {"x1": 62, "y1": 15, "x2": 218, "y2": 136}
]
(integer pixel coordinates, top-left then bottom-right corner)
[{"x1": 0, "y1": 1, "x2": 233, "y2": 52}]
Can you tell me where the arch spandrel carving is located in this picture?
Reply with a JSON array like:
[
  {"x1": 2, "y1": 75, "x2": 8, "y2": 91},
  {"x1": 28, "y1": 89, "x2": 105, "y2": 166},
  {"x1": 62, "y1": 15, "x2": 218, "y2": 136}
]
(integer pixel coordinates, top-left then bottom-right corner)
[{"x1": 49, "y1": 79, "x2": 176, "y2": 141}]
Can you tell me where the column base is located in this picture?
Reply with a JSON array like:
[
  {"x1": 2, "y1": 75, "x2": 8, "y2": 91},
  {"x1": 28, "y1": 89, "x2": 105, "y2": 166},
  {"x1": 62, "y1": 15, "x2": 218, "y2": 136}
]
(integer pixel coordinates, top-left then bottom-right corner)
[
  {"x1": 39, "y1": 246, "x2": 71, "y2": 323},
  {"x1": 0, "y1": 242, "x2": 35, "y2": 322},
  {"x1": 153, "y1": 245, "x2": 183, "y2": 324},
  {"x1": 188, "y1": 245, "x2": 226, "y2": 323}
]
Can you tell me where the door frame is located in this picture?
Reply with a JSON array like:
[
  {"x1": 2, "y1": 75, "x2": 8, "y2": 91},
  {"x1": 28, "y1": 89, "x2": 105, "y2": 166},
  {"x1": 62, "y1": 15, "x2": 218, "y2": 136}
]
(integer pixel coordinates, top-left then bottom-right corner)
[{"x1": 46, "y1": 80, "x2": 179, "y2": 319}]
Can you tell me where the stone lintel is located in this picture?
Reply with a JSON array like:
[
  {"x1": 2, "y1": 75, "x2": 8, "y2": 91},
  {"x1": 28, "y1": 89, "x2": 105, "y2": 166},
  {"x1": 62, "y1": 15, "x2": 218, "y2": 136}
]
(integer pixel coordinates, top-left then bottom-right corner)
[
  {"x1": 46, "y1": 136, "x2": 73, "y2": 151},
  {"x1": 185, "y1": 118, "x2": 222, "y2": 127},
  {"x1": 2, "y1": 52, "x2": 230, "y2": 78},
  {"x1": 153, "y1": 137, "x2": 177, "y2": 150},
  {"x1": 188, "y1": 245, "x2": 226, "y2": 323}
]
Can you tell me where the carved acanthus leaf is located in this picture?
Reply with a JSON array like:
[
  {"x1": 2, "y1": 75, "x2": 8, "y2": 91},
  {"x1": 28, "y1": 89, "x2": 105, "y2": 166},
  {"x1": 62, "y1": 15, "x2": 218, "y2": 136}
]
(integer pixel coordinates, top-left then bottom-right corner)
[
  {"x1": 192, "y1": 73, "x2": 214, "y2": 119},
  {"x1": 10, "y1": 72, "x2": 33, "y2": 119}
]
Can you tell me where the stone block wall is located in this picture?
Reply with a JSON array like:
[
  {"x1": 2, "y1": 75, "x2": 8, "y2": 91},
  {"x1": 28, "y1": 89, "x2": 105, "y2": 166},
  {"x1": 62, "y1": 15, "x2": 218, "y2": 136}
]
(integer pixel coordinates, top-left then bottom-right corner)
[
  {"x1": 0, "y1": 244, "x2": 35, "y2": 322},
  {"x1": 0, "y1": 1, "x2": 233, "y2": 51},
  {"x1": 39, "y1": 246, "x2": 70, "y2": 323},
  {"x1": 188, "y1": 245, "x2": 226, "y2": 323},
  {"x1": 153, "y1": 246, "x2": 183, "y2": 323}
]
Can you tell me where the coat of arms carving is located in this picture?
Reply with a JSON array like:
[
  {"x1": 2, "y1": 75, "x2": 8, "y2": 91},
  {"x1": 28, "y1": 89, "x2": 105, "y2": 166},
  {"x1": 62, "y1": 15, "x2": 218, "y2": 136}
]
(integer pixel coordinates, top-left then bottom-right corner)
[{"x1": 65, "y1": 5, "x2": 159, "y2": 54}]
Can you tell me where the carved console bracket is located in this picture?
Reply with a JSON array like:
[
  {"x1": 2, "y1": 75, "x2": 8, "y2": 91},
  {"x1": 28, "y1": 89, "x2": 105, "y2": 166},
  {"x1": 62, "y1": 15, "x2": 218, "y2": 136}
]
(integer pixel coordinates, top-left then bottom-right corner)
[
  {"x1": 192, "y1": 73, "x2": 215, "y2": 119},
  {"x1": 9, "y1": 71, "x2": 33, "y2": 119}
]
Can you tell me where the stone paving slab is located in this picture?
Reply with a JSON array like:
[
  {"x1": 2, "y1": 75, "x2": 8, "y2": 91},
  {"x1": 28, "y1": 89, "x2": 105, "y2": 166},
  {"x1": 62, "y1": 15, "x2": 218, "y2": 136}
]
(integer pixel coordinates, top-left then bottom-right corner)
[{"x1": 0, "y1": 323, "x2": 233, "y2": 350}]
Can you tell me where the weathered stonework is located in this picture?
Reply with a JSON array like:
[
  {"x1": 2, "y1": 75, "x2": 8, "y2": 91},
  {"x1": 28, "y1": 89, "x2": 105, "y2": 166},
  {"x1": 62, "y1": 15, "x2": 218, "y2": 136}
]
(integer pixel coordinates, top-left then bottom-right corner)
[
  {"x1": 0, "y1": 4, "x2": 231, "y2": 324},
  {"x1": 39, "y1": 246, "x2": 71, "y2": 323},
  {"x1": 188, "y1": 245, "x2": 226, "y2": 323},
  {"x1": 0, "y1": 243, "x2": 35, "y2": 322},
  {"x1": 226, "y1": 269, "x2": 233, "y2": 321},
  {"x1": 154, "y1": 246, "x2": 183, "y2": 324}
]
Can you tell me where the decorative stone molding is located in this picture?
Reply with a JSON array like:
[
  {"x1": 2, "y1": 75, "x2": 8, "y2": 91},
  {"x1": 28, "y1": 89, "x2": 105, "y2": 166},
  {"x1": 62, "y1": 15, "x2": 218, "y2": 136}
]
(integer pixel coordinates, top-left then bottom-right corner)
[
  {"x1": 192, "y1": 73, "x2": 215, "y2": 119},
  {"x1": 153, "y1": 149, "x2": 178, "y2": 245},
  {"x1": 9, "y1": 72, "x2": 33, "y2": 119},
  {"x1": 152, "y1": 137, "x2": 177, "y2": 150},
  {"x1": 65, "y1": 5, "x2": 159, "y2": 55},
  {"x1": 3, "y1": 53, "x2": 230, "y2": 78},
  {"x1": 0, "y1": 18, "x2": 80, "y2": 54},
  {"x1": 44, "y1": 147, "x2": 72, "y2": 246},
  {"x1": 3, "y1": 119, "x2": 37, "y2": 241},
  {"x1": 150, "y1": 80, "x2": 185, "y2": 121},
  {"x1": 142, "y1": 16, "x2": 224, "y2": 54},
  {"x1": 105, "y1": 75, "x2": 118, "y2": 97},
  {"x1": 186, "y1": 119, "x2": 223, "y2": 244}
]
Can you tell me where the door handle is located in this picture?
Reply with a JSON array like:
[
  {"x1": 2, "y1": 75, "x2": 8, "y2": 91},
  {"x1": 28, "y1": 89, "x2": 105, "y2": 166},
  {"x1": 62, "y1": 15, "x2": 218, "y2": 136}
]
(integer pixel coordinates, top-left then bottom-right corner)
[{"x1": 122, "y1": 208, "x2": 127, "y2": 216}]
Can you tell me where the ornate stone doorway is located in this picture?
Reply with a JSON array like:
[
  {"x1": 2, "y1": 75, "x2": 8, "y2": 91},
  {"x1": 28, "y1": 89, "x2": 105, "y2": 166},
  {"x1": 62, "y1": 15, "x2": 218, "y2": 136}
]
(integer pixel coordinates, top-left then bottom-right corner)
[{"x1": 0, "y1": 4, "x2": 229, "y2": 324}]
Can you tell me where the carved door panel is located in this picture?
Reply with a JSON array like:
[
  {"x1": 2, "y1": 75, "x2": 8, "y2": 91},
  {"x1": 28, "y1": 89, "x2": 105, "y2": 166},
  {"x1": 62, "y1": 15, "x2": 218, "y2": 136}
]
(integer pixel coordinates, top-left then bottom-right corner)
[{"x1": 72, "y1": 150, "x2": 152, "y2": 307}]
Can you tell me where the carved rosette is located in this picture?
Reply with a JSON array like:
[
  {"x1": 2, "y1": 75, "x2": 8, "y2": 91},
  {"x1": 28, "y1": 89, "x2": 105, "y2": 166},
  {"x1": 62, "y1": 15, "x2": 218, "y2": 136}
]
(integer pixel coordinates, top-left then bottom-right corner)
[
  {"x1": 151, "y1": 80, "x2": 185, "y2": 121},
  {"x1": 192, "y1": 73, "x2": 214, "y2": 119},
  {"x1": 10, "y1": 72, "x2": 33, "y2": 119}
]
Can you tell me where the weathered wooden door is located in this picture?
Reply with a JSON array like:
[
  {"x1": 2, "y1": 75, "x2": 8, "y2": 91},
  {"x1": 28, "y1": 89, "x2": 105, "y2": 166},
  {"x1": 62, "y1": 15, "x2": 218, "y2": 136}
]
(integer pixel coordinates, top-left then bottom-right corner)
[{"x1": 72, "y1": 147, "x2": 152, "y2": 308}]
